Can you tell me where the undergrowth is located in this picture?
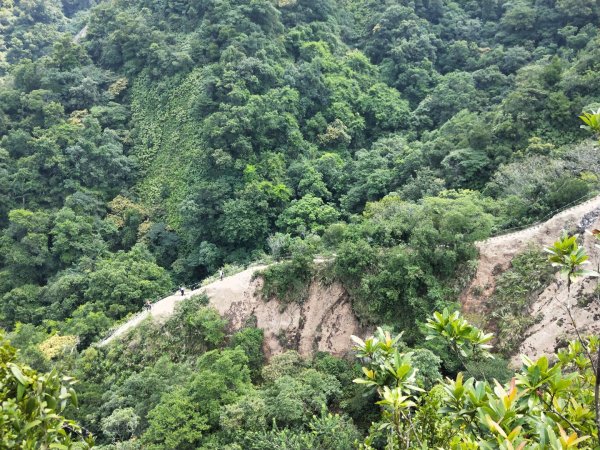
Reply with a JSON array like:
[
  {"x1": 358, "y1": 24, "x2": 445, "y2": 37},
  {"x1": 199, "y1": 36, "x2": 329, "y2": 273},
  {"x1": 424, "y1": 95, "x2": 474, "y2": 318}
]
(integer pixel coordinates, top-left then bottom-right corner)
[
  {"x1": 257, "y1": 251, "x2": 315, "y2": 305},
  {"x1": 488, "y1": 246, "x2": 555, "y2": 356}
]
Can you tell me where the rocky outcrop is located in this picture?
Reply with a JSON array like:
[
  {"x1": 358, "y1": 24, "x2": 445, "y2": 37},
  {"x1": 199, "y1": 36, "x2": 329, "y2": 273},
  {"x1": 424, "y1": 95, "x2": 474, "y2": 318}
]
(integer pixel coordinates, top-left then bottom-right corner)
[
  {"x1": 204, "y1": 269, "x2": 364, "y2": 358},
  {"x1": 514, "y1": 229, "x2": 600, "y2": 364}
]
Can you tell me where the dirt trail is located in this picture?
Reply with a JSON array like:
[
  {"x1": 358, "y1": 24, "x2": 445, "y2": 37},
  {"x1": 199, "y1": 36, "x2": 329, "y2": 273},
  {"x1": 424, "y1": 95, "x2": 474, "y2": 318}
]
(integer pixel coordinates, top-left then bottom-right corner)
[
  {"x1": 462, "y1": 194, "x2": 600, "y2": 315},
  {"x1": 98, "y1": 263, "x2": 364, "y2": 357},
  {"x1": 99, "y1": 195, "x2": 600, "y2": 359},
  {"x1": 99, "y1": 266, "x2": 266, "y2": 346},
  {"x1": 462, "y1": 194, "x2": 600, "y2": 364}
]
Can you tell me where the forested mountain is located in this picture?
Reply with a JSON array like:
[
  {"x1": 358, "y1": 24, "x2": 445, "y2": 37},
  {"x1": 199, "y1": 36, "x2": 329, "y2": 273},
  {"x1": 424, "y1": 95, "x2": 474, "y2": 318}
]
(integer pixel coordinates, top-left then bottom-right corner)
[{"x1": 1, "y1": 0, "x2": 600, "y2": 448}]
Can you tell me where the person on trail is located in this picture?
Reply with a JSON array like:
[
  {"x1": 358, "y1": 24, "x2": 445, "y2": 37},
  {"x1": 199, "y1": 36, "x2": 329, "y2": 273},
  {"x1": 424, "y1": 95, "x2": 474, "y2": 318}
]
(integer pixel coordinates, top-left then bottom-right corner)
[
  {"x1": 144, "y1": 300, "x2": 152, "y2": 311},
  {"x1": 219, "y1": 269, "x2": 224, "y2": 281},
  {"x1": 179, "y1": 286, "x2": 184, "y2": 296}
]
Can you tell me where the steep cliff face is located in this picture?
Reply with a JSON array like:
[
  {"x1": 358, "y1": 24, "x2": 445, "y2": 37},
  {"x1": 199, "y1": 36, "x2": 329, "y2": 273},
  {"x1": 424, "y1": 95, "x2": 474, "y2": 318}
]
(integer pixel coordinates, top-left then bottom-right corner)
[
  {"x1": 513, "y1": 228, "x2": 600, "y2": 364},
  {"x1": 461, "y1": 195, "x2": 600, "y2": 363},
  {"x1": 103, "y1": 263, "x2": 365, "y2": 358},
  {"x1": 204, "y1": 269, "x2": 365, "y2": 358}
]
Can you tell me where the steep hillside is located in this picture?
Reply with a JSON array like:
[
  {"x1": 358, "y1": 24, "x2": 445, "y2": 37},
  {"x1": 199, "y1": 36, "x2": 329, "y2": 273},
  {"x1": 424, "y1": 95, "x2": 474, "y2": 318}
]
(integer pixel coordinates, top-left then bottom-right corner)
[
  {"x1": 2, "y1": 0, "x2": 600, "y2": 447},
  {"x1": 462, "y1": 192, "x2": 600, "y2": 362},
  {"x1": 516, "y1": 228, "x2": 600, "y2": 363},
  {"x1": 102, "y1": 263, "x2": 365, "y2": 358}
]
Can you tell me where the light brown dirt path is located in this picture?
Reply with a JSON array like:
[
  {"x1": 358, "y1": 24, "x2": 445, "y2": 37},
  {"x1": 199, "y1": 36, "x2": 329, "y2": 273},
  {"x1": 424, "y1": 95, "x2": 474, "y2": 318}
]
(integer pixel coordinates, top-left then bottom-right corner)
[
  {"x1": 99, "y1": 265, "x2": 266, "y2": 346},
  {"x1": 462, "y1": 194, "x2": 600, "y2": 316},
  {"x1": 98, "y1": 262, "x2": 365, "y2": 358}
]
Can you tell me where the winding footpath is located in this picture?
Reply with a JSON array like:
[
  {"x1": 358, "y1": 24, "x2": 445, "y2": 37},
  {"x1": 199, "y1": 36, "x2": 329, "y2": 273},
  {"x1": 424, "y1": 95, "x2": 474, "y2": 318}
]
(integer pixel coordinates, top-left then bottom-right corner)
[
  {"x1": 98, "y1": 265, "x2": 265, "y2": 346},
  {"x1": 482, "y1": 194, "x2": 600, "y2": 245},
  {"x1": 99, "y1": 195, "x2": 600, "y2": 348}
]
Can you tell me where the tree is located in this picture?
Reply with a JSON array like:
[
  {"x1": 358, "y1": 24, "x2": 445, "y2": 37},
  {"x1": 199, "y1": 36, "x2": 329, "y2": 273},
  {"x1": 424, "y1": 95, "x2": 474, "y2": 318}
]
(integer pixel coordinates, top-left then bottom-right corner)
[
  {"x1": 277, "y1": 195, "x2": 340, "y2": 236},
  {"x1": 83, "y1": 244, "x2": 172, "y2": 318},
  {"x1": 63, "y1": 304, "x2": 112, "y2": 348},
  {"x1": 51, "y1": 207, "x2": 104, "y2": 266},
  {"x1": 164, "y1": 295, "x2": 226, "y2": 355},
  {"x1": 101, "y1": 407, "x2": 140, "y2": 443},
  {"x1": 218, "y1": 198, "x2": 270, "y2": 247},
  {"x1": 414, "y1": 73, "x2": 480, "y2": 128},
  {"x1": 0, "y1": 209, "x2": 52, "y2": 285},
  {"x1": 263, "y1": 368, "x2": 342, "y2": 428},
  {"x1": 142, "y1": 388, "x2": 209, "y2": 450},
  {"x1": 230, "y1": 327, "x2": 265, "y2": 380},
  {"x1": 441, "y1": 147, "x2": 490, "y2": 189}
]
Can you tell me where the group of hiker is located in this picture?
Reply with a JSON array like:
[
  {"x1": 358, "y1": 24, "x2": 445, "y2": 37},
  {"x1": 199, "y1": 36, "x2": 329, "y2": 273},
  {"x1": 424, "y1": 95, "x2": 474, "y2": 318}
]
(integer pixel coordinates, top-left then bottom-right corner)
[{"x1": 143, "y1": 269, "x2": 225, "y2": 311}]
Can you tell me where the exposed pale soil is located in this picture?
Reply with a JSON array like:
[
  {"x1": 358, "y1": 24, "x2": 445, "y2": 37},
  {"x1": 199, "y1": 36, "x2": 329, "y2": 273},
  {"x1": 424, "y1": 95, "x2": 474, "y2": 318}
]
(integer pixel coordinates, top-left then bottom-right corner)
[
  {"x1": 101, "y1": 194, "x2": 600, "y2": 363},
  {"x1": 100, "y1": 264, "x2": 365, "y2": 358},
  {"x1": 461, "y1": 195, "x2": 600, "y2": 364}
]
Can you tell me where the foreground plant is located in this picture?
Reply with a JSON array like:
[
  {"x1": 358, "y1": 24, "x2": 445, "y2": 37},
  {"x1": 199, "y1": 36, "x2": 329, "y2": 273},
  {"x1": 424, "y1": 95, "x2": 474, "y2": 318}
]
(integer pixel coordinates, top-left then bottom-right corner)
[
  {"x1": 353, "y1": 307, "x2": 597, "y2": 448},
  {"x1": 579, "y1": 108, "x2": 600, "y2": 137},
  {"x1": 0, "y1": 333, "x2": 92, "y2": 449},
  {"x1": 546, "y1": 234, "x2": 600, "y2": 441}
]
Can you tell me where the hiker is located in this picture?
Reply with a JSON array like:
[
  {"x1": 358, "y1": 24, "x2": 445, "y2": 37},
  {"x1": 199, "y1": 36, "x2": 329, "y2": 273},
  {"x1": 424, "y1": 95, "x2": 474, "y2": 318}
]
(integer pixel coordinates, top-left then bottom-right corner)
[
  {"x1": 219, "y1": 269, "x2": 224, "y2": 281},
  {"x1": 179, "y1": 286, "x2": 184, "y2": 296},
  {"x1": 144, "y1": 300, "x2": 152, "y2": 311}
]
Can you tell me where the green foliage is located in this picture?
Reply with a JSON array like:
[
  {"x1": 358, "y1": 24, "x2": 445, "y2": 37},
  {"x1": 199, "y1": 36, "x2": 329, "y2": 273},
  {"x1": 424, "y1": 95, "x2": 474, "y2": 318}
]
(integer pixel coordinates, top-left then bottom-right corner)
[
  {"x1": 277, "y1": 195, "x2": 340, "y2": 236},
  {"x1": 2, "y1": 0, "x2": 600, "y2": 447},
  {"x1": 164, "y1": 294, "x2": 227, "y2": 354},
  {"x1": 410, "y1": 348, "x2": 442, "y2": 390},
  {"x1": 490, "y1": 247, "x2": 555, "y2": 355},
  {"x1": 240, "y1": 411, "x2": 360, "y2": 450},
  {"x1": 580, "y1": 108, "x2": 600, "y2": 136},
  {"x1": 83, "y1": 244, "x2": 172, "y2": 318},
  {"x1": 263, "y1": 368, "x2": 342, "y2": 428},
  {"x1": 546, "y1": 234, "x2": 599, "y2": 293},
  {"x1": 101, "y1": 407, "x2": 139, "y2": 443},
  {"x1": 230, "y1": 327, "x2": 265, "y2": 380},
  {"x1": 104, "y1": 346, "x2": 255, "y2": 448},
  {"x1": 142, "y1": 389, "x2": 209, "y2": 450},
  {"x1": 0, "y1": 333, "x2": 92, "y2": 448},
  {"x1": 425, "y1": 308, "x2": 494, "y2": 359},
  {"x1": 259, "y1": 239, "x2": 315, "y2": 304},
  {"x1": 332, "y1": 191, "x2": 493, "y2": 336},
  {"x1": 354, "y1": 311, "x2": 599, "y2": 449},
  {"x1": 63, "y1": 305, "x2": 113, "y2": 349}
]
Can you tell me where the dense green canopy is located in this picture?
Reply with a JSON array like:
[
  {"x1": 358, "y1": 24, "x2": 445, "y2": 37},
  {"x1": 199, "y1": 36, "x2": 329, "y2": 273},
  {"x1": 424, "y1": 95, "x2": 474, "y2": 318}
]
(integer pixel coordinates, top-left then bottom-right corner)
[{"x1": 0, "y1": 0, "x2": 599, "y2": 447}]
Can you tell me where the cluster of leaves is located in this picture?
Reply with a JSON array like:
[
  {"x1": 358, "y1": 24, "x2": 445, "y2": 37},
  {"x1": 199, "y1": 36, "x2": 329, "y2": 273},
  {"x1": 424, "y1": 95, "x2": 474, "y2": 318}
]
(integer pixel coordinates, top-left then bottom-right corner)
[
  {"x1": 546, "y1": 234, "x2": 599, "y2": 295},
  {"x1": 258, "y1": 237, "x2": 316, "y2": 304},
  {"x1": 0, "y1": 332, "x2": 92, "y2": 449},
  {"x1": 353, "y1": 311, "x2": 598, "y2": 449}
]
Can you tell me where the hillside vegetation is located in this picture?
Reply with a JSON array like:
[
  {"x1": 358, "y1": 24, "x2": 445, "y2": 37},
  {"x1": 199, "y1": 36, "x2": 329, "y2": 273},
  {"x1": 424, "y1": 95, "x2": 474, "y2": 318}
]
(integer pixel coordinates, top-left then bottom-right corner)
[{"x1": 1, "y1": 0, "x2": 600, "y2": 447}]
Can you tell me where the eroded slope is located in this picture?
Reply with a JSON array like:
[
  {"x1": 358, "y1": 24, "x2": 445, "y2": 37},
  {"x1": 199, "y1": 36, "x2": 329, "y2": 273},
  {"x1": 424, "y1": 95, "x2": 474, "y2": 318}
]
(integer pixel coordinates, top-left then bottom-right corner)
[
  {"x1": 462, "y1": 195, "x2": 600, "y2": 362},
  {"x1": 102, "y1": 264, "x2": 365, "y2": 358}
]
